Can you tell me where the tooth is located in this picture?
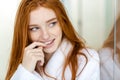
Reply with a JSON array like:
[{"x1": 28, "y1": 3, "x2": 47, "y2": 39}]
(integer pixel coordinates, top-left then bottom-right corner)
[{"x1": 44, "y1": 41, "x2": 51, "y2": 45}]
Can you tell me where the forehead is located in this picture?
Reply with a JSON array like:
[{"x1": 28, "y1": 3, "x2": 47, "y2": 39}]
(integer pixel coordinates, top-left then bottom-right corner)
[{"x1": 29, "y1": 7, "x2": 57, "y2": 23}]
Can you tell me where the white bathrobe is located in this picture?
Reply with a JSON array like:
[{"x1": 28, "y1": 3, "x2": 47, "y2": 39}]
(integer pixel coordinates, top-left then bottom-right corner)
[
  {"x1": 11, "y1": 39, "x2": 100, "y2": 80},
  {"x1": 99, "y1": 47, "x2": 120, "y2": 80}
]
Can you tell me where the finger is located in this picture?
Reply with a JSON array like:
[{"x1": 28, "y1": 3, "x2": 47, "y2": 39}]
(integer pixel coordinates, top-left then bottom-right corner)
[
  {"x1": 33, "y1": 52, "x2": 44, "y2": 58},
  {"x1": 26, "y1": 42, "x2": 46, "y2": 50},
  {"x1": 36, "y1": 56, "x2": 44, "y2": 66},
  {"x1": 24, "y1": 46, "x2": 45, "y2": 60},
  {"x1": 28, "y1": 48, "x2": 43, "y2": 54},
  {"x1": 25, "y1": 46, "x2": 44, "y2": 55},
  {"x1": 37, "y1": 60, "x2": 44, "y2": 66}
]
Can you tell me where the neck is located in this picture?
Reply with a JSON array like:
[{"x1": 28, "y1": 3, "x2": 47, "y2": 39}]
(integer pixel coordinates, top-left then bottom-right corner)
[{"x1": 44, "y1": 53, "x2": 54, "y2": 64}]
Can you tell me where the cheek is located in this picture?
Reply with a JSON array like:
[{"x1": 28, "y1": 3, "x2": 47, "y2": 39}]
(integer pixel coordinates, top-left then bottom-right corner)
[
  {"x1": 57, "y1": 27, "x2": 62, "y2": 37},
  {"x1": 30, "y1": 32, "x2": 40, "y2": 41},
  {"x1": 51, "y1": 26, "x2": 62, "y2": 36}
]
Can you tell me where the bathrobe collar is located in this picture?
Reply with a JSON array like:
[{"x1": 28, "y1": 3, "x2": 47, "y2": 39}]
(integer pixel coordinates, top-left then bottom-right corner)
[{"x1": 44, "y1": 38, "x2": 72, "y2": 78}]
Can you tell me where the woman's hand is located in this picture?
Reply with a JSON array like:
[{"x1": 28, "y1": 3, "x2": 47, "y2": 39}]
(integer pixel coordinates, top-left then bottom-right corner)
[{"x1": 22, "y1": 42, "x2": 46, "y2": 72}]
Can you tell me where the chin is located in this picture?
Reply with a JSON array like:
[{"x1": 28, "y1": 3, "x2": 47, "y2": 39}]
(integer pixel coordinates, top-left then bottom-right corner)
[
  {"x1": 44, "y1": 37, "x2": 62, "y2": 54},
  {"x1": 43, "y1": 43, "x2": 59, "y2": 54}
]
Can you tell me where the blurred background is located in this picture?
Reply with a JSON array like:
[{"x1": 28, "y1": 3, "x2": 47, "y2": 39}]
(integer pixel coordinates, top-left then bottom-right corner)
[
  {"x1": 0, "y1": 0, "x2": 119, "y2": 79},
  {"x1": 62, "y1": 0, "x2": 116, "y2": 50}
]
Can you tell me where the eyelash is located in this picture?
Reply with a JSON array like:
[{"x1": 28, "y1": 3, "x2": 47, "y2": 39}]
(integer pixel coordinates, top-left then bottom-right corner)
[
  {"x1": 29, "y1": 27, "x2": 39, "y2": 31},
  {"x1": 49, "y1": 21, "x2": 57, "y2": 27}
]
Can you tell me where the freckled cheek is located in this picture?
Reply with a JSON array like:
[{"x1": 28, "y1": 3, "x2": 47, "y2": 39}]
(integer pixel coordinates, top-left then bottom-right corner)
[
  {"x1": 30, "y1": 33, "x2": 42, "y2": 42},
  {"x1": 50, "y1": 26, "x2": 62, "y2": 36},
  {"x1": 56, "y1": 30, "x2": 62, "y2": 37},
  {"x1": 56, "y1": 28, "x2": 62, "y2": 36}
]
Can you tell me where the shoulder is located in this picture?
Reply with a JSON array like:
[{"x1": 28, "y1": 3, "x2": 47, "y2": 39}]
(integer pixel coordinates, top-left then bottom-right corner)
[
  {"x1": 77, "y1": 48, "x2": 100, "y2": 71},
  {"x1": 11, "y1": 64, "x2": 43, "y2": 80},
  {"x1": 77, "y1": 48, "x2": 100, "y2": 69},
  {"x1": 76, "y1": 48, "x2": 100, "y2": 79},
  {"x1": 80, "y1": 48, "x2": 99, "y2": 61}
]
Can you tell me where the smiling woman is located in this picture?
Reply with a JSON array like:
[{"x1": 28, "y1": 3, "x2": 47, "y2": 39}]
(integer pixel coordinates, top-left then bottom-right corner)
[{"x1": 5, "y1": 0, "x2": 100, "y2": 80}]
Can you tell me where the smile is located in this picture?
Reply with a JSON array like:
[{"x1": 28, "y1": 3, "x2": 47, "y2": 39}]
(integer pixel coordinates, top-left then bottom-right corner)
[{"x1": 43, "y1": 39, "x2": 55, "y2": 48}]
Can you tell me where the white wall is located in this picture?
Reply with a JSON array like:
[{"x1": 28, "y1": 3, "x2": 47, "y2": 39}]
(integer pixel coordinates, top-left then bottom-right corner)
[
  {"x1": 0, "y1": 0, "x2": 20, "y2": 79},
  {"x1": 80, "y1": 0, "x2": 114, "y2": 49},
  {"x1": 64, "y1": 0, "x2": 114, "y2": 49},
  {"x1": 81, "y1": 0, "x2": 106, "y2": 49},
  {"x1": 62, "y1": 0, "x2": 80, "y2": 33}
]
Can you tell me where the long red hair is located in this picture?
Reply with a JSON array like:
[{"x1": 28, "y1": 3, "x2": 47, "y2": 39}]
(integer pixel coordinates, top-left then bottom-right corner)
[{"x1": 5, "y1": 0, "x2": 87, "y2": 80}]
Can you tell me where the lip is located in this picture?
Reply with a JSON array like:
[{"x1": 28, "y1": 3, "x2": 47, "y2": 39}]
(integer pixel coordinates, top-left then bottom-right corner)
[{"x1": 44, "y1": 39, "x2": 55, "y2": 48}]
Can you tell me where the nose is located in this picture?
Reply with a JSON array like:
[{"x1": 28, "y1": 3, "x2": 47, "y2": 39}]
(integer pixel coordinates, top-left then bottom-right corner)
[{"x1": 41, "y1": 28, "x2": 50, "y2": 40}]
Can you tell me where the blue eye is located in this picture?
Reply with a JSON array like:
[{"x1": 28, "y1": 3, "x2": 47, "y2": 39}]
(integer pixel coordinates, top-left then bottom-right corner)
[
  {"x1": 49, "y1": 21, "x2": 57, "y2": 27},
  {"x1": 29, "y1": 27, "x2": 39, "y2": 31}
]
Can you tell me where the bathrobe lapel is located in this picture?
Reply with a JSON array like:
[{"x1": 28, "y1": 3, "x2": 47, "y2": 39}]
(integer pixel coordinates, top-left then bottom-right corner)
[{"x1": 43, "y1": 38, "x2": 72, "y2": 79}]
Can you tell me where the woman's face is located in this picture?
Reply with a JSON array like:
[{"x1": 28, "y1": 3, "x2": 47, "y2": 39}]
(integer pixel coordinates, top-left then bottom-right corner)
[{"x1": 29, "y1": 7, "x2": 62, "y2": 54}]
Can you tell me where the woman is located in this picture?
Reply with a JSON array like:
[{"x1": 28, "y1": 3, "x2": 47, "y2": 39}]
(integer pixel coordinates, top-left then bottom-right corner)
[
  {"x1": 99, "y1": 16, "x2": 120, "y2": 80},
  {"x1": 5, "y1": 0, "x2": 100, "y2": 80}
]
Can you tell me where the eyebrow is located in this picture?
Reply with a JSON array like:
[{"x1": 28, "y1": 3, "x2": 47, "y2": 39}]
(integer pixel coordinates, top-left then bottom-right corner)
[
  {"x1": 46, "y1": 17, "x2": 57, "y2": 23},
  {"x1": 29, "y1": 17, "x2": 57, "y2": 27},
  {"x1": 29, "y1": 24, "x2": 38, "y2": 27}
]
